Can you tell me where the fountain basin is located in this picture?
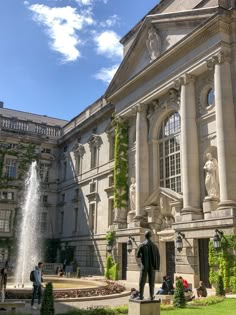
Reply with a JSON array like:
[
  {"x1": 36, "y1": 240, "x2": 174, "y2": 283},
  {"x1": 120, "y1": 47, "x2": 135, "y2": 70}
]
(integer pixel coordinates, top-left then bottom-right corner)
[{"x1": 6, "y1": 277, "x2": 126, "y2": 300}]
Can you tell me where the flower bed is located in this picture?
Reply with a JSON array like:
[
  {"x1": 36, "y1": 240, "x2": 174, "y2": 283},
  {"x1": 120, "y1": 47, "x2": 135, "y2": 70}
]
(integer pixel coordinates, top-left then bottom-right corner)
[{"x1": 5, "y1": 281, "x2": 126, "y2": 300}]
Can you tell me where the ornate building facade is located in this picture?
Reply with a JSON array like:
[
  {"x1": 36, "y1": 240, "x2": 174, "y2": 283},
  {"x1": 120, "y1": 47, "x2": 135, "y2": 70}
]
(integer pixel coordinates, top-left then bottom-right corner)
[{"x1": 1, "y1": 0, "x2": 236, "y2": 287}]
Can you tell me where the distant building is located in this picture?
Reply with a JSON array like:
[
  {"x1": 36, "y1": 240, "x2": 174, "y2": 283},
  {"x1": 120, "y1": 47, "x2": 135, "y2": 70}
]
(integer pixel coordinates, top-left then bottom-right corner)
[{"x1": 1, "y1": 0, "x2": 236, "y2": 288}]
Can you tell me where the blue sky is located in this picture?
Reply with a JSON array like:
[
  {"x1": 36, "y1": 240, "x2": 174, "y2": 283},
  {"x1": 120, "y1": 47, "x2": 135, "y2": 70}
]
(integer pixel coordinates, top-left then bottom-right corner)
[{"x1": 0, "y1": 0, "x2": 158, "y2": 120}]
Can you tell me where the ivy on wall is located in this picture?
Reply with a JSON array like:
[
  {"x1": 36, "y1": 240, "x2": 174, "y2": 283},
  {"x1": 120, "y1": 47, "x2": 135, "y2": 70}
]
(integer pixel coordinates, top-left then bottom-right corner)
[
  {"x1": 0, "y1": 143, "x2": 39, "y2": 188},
  {"x1": 113, "y1": 117, "x2": 129, "y2": 209},
  {"x1": 209, "y1": 235, "x2": 236, "y2": 293}
]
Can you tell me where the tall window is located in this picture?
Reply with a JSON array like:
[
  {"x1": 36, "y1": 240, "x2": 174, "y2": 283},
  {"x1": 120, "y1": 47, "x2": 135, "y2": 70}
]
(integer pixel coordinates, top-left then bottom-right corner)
[
  {"x1": 89, "y1": 203, "x2": 95, "y2": 232},
  {"x1": 5, "y1": 159, "x2": 17, "y2": 179},
  {"x1": 87, "y1": 245, "x2": 94, "y2": 267},
  {"x1": 159, "y1": 112, "x2": 181, "y2": 193},
  {"x1": 63, "y1": 161, "x2": 67, "y2": 180},
  {"x1": 74, "y1": 208, "x2": 78, "y2": 232},
  {"x1": 40, "y1": 212, "x2": 48, "y2": 233},
  {"x1": 77, "y1": 155, "x2": 81, "y2": 174},
  {"x1": 108, "y1": 199, "x2": 114, "y2": 226},
  {"x1": 91, "y1": 146, "x2": 97, "y2": 168},
  {"x1": 109, "y1": 136, "x2": 115, "y2": 160},
  {"x1": 60, "y1": 211, "x2": 64, "y2": 234},
  {"x1": 0, "y1": 210, "x2": 11, "y2": 232}
]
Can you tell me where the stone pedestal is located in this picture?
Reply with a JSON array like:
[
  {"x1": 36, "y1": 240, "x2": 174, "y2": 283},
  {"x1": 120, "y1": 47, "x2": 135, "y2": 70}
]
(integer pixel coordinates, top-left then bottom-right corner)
[
  {"x1": 128, "y1": 210, "x2": 136, "y2": 224},
  {"x1": 203, "y1": 198, "x2": 219, "y2": 218},
  {"x1": 128, "y1": 299, "x2": 160, "y2": 315}
]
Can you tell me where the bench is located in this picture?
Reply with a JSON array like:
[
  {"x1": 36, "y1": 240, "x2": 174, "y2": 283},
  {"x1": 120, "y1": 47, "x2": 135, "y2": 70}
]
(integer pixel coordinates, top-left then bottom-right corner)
[
  {"x1": 156, "y1": 294, "x2": 173, "y2": 304},
  {"x1": 156, "y1": 291, "x2": 194, "y2": 304},
  {"x1": 0, "y1": 302, "x2": 25, "y2": 313}
]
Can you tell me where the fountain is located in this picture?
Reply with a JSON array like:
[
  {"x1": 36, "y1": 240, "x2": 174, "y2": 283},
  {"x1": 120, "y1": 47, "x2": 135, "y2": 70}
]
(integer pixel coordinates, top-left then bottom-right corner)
[
  {"x1": 8, "y1": 162, "x2": 126, "y2": 300},
  {"x1": 15, "y1": 161, "x2": 41, "y2": 287}
]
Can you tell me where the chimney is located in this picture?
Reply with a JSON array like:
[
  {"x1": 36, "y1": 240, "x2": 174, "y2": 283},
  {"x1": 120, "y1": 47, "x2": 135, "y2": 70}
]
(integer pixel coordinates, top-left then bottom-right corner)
[{"x1": 0, "y1": 101, "x2": 4, "y2": 108}]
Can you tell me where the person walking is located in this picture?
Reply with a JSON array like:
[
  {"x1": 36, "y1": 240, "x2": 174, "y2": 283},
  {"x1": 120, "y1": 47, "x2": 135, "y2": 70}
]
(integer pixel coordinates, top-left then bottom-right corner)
[
  {"x1": 0, "y1": 268, "x2": 7, "y2": 302},
  {"x1": 31, "y1": 262, "x2": 43, "y2": 310}
]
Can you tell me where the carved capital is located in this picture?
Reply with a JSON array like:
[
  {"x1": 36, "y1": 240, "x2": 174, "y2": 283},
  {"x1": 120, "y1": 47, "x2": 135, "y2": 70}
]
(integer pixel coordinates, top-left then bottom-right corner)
[
  {"x1": 174, "y1": 74, "x2": 195, "y2": 88},
  {"x1": 135, "y1": 103, "x2": 146, "y2": 113},
  {"x1": 88, "y1": 134, "x2": 102, "y2": 148},
  {"x1": 206, "y1": 49, "x2": 231, "y2": 70},
  {"x1": 73, "y1": 143, "x2": 85, "y2": 157}
]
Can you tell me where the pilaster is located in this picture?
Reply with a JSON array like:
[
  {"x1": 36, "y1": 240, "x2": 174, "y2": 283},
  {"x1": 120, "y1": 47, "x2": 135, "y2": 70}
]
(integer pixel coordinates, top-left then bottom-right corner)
[
  {"x1": 210, "y1": 49, "x2": 236, "y2": 208},
  {"x1": 135, "y1": 103, "x2": 149, "y2": 221},
  {"x1": 175, "y1": 74, "x2": 202, "y2": 220}
]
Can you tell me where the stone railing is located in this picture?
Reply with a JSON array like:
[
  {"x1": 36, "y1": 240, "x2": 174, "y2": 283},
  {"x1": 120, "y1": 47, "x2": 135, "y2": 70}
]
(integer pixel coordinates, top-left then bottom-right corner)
[
  {"x1": 0, "y1": 116, "x2": 63, "y2": 138},
  {"x1": 1, "y1": 117, "x2": 29, "y2": 132},
  {"x1": 63, "y1": 98, "x2": 106, "y2": 135}
]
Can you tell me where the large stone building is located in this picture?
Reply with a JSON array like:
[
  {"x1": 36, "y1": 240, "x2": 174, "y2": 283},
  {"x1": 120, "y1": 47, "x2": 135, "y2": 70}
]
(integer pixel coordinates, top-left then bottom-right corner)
[{"x1": 1, "y1": 0, "x2": 236, "y2": 287}]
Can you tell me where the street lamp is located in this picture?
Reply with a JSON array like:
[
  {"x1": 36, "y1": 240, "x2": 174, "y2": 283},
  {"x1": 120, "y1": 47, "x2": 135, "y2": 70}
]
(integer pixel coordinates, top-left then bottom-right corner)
[
  {"x1": 106, "y1": 241, "x2": 113, "y2": 254},
  {"x1": 127, "y1": 236, "x2": 138, "y2": 253},
  {"x1": 176, "y1": 232, "x2": 185, "y2": 252},
  {"x1": 213, "y1": 229, "x2": 224, "y2": 250}
]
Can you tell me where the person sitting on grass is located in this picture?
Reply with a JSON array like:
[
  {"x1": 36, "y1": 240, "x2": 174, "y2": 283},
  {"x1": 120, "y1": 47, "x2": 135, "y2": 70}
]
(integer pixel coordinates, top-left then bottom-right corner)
[
  {"x1": 196, "y1": 281, "x2": 207, "y2": 298},
  {"x1": 156, "y1": 275, "x2": 174, "y2": 295}
]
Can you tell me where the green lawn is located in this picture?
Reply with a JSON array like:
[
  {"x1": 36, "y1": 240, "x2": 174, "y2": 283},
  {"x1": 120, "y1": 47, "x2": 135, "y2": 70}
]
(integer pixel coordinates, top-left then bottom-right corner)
[
  {"x1": 162, "y1": 299, "x2": 236, "y2": 315},
  {"x1": 7, "y1": 298, "x2": 236, "y2": 315},
  {"x1": 57, "y1": 299, "x2": 236, "y2": 315}
]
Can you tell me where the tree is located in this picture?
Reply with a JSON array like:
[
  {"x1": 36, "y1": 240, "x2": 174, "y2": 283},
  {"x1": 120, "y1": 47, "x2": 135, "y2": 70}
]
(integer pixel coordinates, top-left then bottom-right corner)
[
  {"x1": 40, "y1": 282, "x2": 55, "y2": 315},
  {"x1": 173, "y1": 279, "x2": 186, "y2": 308}
]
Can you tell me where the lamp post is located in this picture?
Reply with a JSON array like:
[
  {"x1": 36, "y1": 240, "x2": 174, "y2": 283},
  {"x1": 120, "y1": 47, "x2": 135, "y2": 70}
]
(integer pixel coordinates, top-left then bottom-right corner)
[
  {"x1": 106, "y1": 241, "x2": 113, "y2": 254},
  {"x1": 176, "y1": 232, "x2": 185, "y2": 252},
  {"x1": 127, "y1": 236, "x2": 138, "y2": 253},
  {"x1": 213, "y1": 229, "x2": 224, "y2": 250}
]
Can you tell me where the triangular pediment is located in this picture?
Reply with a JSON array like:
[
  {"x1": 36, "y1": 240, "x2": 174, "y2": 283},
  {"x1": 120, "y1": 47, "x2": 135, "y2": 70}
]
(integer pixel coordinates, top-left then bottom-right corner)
[
  {"x1": 144, "y1": 187, "x2": 183, "y2": 207},
  {"x1": 106, "y1": 6, "x2": 218, "y2": 98}
]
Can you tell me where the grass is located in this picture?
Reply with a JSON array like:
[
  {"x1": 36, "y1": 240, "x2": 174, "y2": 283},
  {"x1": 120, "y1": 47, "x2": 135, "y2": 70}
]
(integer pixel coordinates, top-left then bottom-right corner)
[
  {"x1": 7, "y1": 297, "x2": 236, "y2": 315},
  {"x1": 56, "y1": 298, "x2": 236, "y2": 315}
]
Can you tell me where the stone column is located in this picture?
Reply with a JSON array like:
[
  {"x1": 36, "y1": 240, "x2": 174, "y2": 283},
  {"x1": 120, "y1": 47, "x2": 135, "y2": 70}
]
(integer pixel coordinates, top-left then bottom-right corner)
[
  {"x1": 177, "y1": 74, "x2": 201, "y2": 219},
  {"x1": 135, "y1": 104, "x2": 149, "y2": 220},
  {"x1": 213, "y1": 51, "x2": 236, "y2": 208}
]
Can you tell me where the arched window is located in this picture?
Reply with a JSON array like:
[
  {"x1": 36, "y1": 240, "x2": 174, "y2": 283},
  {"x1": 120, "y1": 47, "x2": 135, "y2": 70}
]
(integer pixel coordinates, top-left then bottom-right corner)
[{"x1": 159, "y1": 112, "x2": 181, "y2": 193}]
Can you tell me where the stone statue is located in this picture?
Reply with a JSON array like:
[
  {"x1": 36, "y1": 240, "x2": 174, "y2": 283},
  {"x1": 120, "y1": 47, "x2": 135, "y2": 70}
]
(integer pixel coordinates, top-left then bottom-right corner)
[
  {"x1": 203, "y1": 153, "x2": 220, "y2": 199},
  {"x1": 129, "y1": 177, "x2": 136, "y2": 210},
  {"x1": 146, "y1": 28, "x2": 161, "y2": 62},
  {"x1": 136, "y1": 231, "x2": 160, "y2": 300}
]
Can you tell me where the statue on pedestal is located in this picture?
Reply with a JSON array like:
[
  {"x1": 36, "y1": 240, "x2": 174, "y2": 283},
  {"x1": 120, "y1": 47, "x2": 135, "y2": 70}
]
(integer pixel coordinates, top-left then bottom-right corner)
[
  {"x1": 129, "y1": 177, "x2": 136, "y2": 211},
  {"x1": 136, "y1": 231, "x2": 160, "y2": 300},
  {"x1": 203, "y1": 153, "x2": 219, "y2": 199}
]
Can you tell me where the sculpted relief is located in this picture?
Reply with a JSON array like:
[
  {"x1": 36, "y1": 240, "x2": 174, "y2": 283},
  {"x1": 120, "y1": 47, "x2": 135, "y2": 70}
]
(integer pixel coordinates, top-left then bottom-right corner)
[
  {"x1": 129, "y1": 177, "x2": 136, "y2": 211},
  {"x1": 203, "y1": 153, "x2": 220, "y2": 199},
  {"x1": 146, "y1": 28, "x2": 162, "y2": 62}
]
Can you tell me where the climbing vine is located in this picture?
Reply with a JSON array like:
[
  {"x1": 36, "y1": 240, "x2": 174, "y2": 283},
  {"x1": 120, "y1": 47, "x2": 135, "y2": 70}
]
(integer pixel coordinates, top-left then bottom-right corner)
[
  {"x1": 209, "y1": 235, "x2": 236, "y2": 292},
  {"x1": 113, "y1": 117, "x2": 129, "y2": 209},
  {"x1": 0, "y1": 143, "x2": 39, "y2": 188}
]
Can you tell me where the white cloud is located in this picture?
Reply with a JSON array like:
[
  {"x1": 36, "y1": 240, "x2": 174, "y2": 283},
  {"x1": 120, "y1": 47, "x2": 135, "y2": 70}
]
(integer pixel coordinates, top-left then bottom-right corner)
[
  {"x1": 94, "y1": 64, "x2": 119, "y2": 84},
  {"x1": 94, "y1": 30, "x2": 123, "y2": 60},
  {"x1": 75, "y1": 0, "x2": 93, "y2": 6},
  {"x1": 100, "y1": 14, "x2": 119, "y2": 28},
  {"x1": 74, "y1": 0, "x2": 109, "y2": 6},
  {"x1": 29, "y1": 4, "x2": 94, "y2": 62}
]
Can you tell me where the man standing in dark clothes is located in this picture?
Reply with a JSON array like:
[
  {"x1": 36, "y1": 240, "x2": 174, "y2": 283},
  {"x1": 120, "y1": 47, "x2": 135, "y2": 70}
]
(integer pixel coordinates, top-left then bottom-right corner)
[{"x1": 136, "y1": 231, "x2": 160, "y2": 300}]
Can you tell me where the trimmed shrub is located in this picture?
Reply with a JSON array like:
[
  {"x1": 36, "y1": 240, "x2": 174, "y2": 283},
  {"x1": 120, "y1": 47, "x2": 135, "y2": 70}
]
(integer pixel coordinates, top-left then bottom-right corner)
[
  {"x1": 216, "y1": 275, "x2": 225, "y2": 296},
  {"x1": 173, "y1": 279, "x2": 186, "y2": 308},
  {"x1": 40, "y1": 282, "x2": 55, "y2": 315}
]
